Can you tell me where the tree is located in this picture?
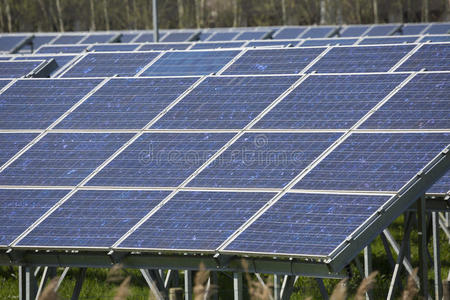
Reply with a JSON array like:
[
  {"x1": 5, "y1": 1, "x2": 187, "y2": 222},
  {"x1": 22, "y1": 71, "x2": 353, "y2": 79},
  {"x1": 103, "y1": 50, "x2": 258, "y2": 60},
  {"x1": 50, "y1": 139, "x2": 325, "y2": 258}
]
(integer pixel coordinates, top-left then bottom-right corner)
[
  {"x1": 422, "y1": 0, "x2": 429, "y2": 21},
  {"x1": 103, "y1": 0, "x2": 109, "y2": 30},
  {"x1": 89, "y1": 0, "x2": 95, "y2": 30},
  {"x1": 373, "y1": 0, "x2": 378, "y2": 23},
  {"x1": 56, "y1": 0, "x2": 64, "y2": 31}
]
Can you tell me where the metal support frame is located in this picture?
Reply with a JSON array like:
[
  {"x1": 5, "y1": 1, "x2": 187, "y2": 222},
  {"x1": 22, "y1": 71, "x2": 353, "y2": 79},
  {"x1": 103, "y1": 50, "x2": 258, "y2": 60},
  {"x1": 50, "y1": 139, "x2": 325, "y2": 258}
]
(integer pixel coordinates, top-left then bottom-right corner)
[
  {"x1": 35, "y1": 266, "x2": 56, "y2": 300},
  {"x1": 432, "y1": 212, "x2": 443, "y2": 300},
  {"x1": 141, "y1": 269, "x2": 166, "y2": 300},
  {"x1": 314, "y1": 278, "x2": 329, "y2": 300},
  {"x1": 152, "y1": 0, "x2": 159, "y2": 42},
  {"x1": 184, "y1": 270, "x2": 192, "y2": 300},
  {"x1": 364, "y1": 245, "x2": 373, "y2": 300},
  {"x1": 209, "y1": 271, "x2": 218, "y2": 300},
  {"x1": 233, "y1": 272, "x2": 243, "y2": 300},
  {"x1": 417, "y1": 196, "x2": 429, "y2": 299},
  {"x1": 71, "y1": 268, "x2": 86, "y2": 300},
  {"x1": 273, "y1": 274, "x2": 281, "y2": 300},
  {"x1": 19, "y1": 266, "x2": 37, "y2": 300},
  {"x1": 280, "y1": 276, "x2": 296, "y2": 300}
]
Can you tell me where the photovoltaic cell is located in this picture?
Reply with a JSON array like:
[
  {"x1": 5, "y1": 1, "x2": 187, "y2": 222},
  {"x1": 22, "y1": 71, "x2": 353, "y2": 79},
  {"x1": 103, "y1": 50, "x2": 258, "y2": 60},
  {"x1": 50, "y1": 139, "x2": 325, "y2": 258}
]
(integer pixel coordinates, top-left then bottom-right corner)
[
  {"x1": 90, "y1": 44, "x2": 140, "y2": 52},
  {"x1": 81, "y1": 34, "x2": 116, "y2": 44},
  {"x1": 198, "y1": 32, "x2": 213, "y2": 41},
  {"x1": 365, "y1": 25, "x2": 399, "y2": 36},
  {"x1": 32, "y1": 35, "x2": 58, "y2": 49},
  {"x1": 273, "y1": 27, "x2": 306, "y2": 39},
  {"x1": 0, "y1": 133, "x2": 38, "y2": 166},
  {"x1": 207, "y1": 32, "x2": 240, "y2": 41},
  {"x1": 119, "y1": 191, "x2": 276, "y2": 250},
  {"x1": 254, "y1": 74, "x2": 407, "y2": 129},
  {"x1": 140, "y1": 50, "x2": 240, "y2": 76},
  {"x1": 300, "y1": 38, "x2": 357, "y2": 46},
  {"x1": 360, "y1": 73, "x2": 450, "y2": 129},
  {"x1": 62, "y1": 52, "x2": 160, "y2": 77},
  {"x1": 138, "y1": 43, "x2": 191, "y2": 51},
  {"x1": 301, "y1": 27, "x2": 336, "y2": 38},
  {"x1": 427, "y1": 171, "x2": 449, "y2": 194},
  {"x1": 294, "y1": 132, "x2": 450, "y2": 192},
  {"x1": 397, "y1": 24, "x2": 427, "y2": 35},
  {"x1": 87, "y1": 133, "x2": 235, "y2": 187},
  {"x1": 36, "y1": 45, "x2": 87, "y2": 54},
  {"x1": 0, "y1": 79, "x2": 101, "y2": 129},
  {"x1": 225, "y1": 193, "x2": 391, "y2": 256},
  {"x1": 120, "y1": 33, "x2": 140, "y2": 43},
  {"x1": 191, "y1": 42, "x2": 245, "y2": 50},
  {"x1": 0, "y1": 189, "x2": 69, "y2": 246},
  {"x1": 0, "y1": 79, "x2": 10, "y2": 89},
  {"x1": 18, "y1": 190, "x2": 170, "y2": 248},
  {"x1": 246, "y1": 40, "x2": 298, "y2": 47},
  {"x1": 424, "y1": 23, "x2": 450, "y2": 34},
  {"x1": 0, "y1": 133, "x2": 133, "y2": 186},
  {"x1": 358, "y1": 36, "x2": 418, "y2": 45},
  {"x1": 14, "y1": 55, "x2": 76, "y2": 75},
  {"x1": 52, "y1": 35, "x2": 85, "y2": 44},
  {"x1": 188, "y1": 133, "x2": 341, "y2": 189},
  {"x1": 0, "y1": 60, "x2": 44, "y2": 78},
  {"x1": 161, "y1": 32, "x2": 196, "y2": 42},
  {"x1": 309, "y1": 45, "x2": 414, "y2": 73},
  {"x1": 235, "y1": 31, "x2": 269, "y2": 40},
  {"x1": 419, "y1": 35, "x2": 450, "y2": 43},
  {"x1": 151, "y1": 76, "x2": 299, "y2": 129},
  {"x1": 339, "y1": 25, "x2": 371, "y2": 37},
  {"x1": 0, "y1": 35, "x2": 28, "y2": 52},
  {"x1": 56, "y1": 77, "x2": 198, "y2": 129},
  {"x1": 396, "y1": 43, "x2": 450, "y2": 72},
  {"x1": 222, "y1": 48, "x2": 324, "y2": 75}
]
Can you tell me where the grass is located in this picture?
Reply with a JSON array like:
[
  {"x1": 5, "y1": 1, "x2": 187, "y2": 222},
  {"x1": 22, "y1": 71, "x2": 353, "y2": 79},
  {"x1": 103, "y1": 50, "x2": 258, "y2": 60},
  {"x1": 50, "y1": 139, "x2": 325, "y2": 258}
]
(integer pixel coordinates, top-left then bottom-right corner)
[{"x1": 0, "y1": 214, "x2": 449, "y2": 299}]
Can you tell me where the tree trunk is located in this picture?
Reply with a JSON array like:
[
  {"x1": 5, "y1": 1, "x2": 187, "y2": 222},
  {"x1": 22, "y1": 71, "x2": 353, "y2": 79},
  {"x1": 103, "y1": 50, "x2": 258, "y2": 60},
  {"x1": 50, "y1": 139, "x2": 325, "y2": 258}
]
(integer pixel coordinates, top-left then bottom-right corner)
[
  {"x1": 103, "y1": 0, "x2": 109, "y2": 30},
  {"x1": 373, "y1": 0, "x2": 378, "y2": 23},
  {"x1": 177, "y1": 0, "x2": 184, "y2": 28},
  {"x1": 4, "y1": 0, "x2": 12, "y2": 32},
  {"x1": 336, "y1": 0, "x2": 343, "y2": 24},
  {"x1": 125, "y1": 0, "x2": 130, "y2": 29},
  {"x1": 132, "y1": 0, "x2": 137, "y2": 29},
  {"x1": 195, "y1": 0, "x2": 204, "y2": 28},
  {"x1": 320, "y1": 0, "x2": 326, "y2": 24},
  {"x1": 445, "y1": 0, "x2": 450, "y2": 21},
  {"x1": 355, "y1": 0, "x2": 361, "y2": 23},
  {"x1": 89, "y1": 0, "x2": 95, "y2": 31},
  {"x1": 281, "y1": 0, "x2": 287, "y2": 25},
  {"x1": 421, "y1": 0, "x2": 429, "y2": 21},
  {"x1": 0, "y1": 3, "x2": 4, "y2": 31},
  {"x1": 56, "y1": 0, "x2": 64, "y2": 32}
]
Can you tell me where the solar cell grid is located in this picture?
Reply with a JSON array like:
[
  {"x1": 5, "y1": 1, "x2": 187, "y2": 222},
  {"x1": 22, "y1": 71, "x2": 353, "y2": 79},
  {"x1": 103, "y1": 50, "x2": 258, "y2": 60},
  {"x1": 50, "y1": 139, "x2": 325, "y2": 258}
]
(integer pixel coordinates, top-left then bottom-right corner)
[
  {"x1": 234, "y1": 31, "x2": 269, "y2": 40},
  {"x1": 90, "y1": 44, "x2": 140, "y2": 52},
  {"x1": 14, "y1": 55, "x2": 76, "y2": 76},
  {"x1": 207, "y1": 32, "x2": 240, "y2": 41},
  {"x1": 0, "y1": 35, "x2": 28, "y2": 52},
  {"x1": 301, "y1": 27, "x2": 336, "y2": 38},
  {"x1": 0, "y1": 60, "x2": 44, "y2": 78},
  {"x1": 273, "y1": 27, "x2": 306, "y2": 39},
  {"x1": 428, "y1": 171, "x2": 449, "y2": 194},
  {"x1": 246, "y1": 40, "x2": 298, "y2": 47},
  {"x1": 424, "y1": 23, "x2": 450, "y2": 34},
  {"x1": 52, "y1": 35, "x2": 85, "y2": 44},
  {"x1": 358, "y1": 36, "x2": 418, "y2": 45},
  {"x1": 365, "y1": 24, "x2": 399, "y2": 36},
  {"x1": 32, "y1": 35, "x2": 58, "y2": 49},
  {"x1": 0, "y1": 133, "x2": 38, "y2": 166},
  {"x1": 36, "y1": 45, "x2": 87, "y2": 54},
  {"x1": 339, "y1": 25, "x2": 371, "y2": 37},
  {"x1": 81, "y1": 34, "x2": 116, "y2": 44},
  {"x1": 397, "y1": 24, "x2": 428, "y2": 35},
  {"x1": 161, "y1": 32, "x2": 197, "y2": 42},
  {"x1": 396, "y1": 43, "x2": 450, "y2": 72},
  {"x1": 300, "y1": 38, "x2": 357, "y2": 46},
  {"x1": 419, "y1": 35, "x2": 450, "y2": 43},
  {"x1": 191, "y1": 42, "x2": 245, "y2": 50},
  {"x1": 138, "y1": 43, "x2": 191, "y2": 51}
]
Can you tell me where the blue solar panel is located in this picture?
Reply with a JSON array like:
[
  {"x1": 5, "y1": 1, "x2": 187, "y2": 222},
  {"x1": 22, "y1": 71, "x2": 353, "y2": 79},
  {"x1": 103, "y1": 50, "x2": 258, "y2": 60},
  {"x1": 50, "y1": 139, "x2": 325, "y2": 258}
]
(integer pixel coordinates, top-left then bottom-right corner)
[
  {"x1": 207, "y1": 32, "x2": 240, "y2": 41},
  {"x1": 300, "y1": 38, "x2": 357, "y2": 46},
  {"x1": 294, "y1": 132, "x2": 450, "y2": 192},
  {"x1": 187, "y1": 133, "x2": 341, "y2": 189},
  {"x1": 52, "y1": 35, "x2": 85, "y2": 44},
  {"x1": 0, "y1": 79, "x2": 10, "y2": 88},
  {"x1": 235, "y1": 31, "x2": 269, "y2": 40},
  {"x1": 191, "y1": 42, "x2": 244, "y2": 50},
  {"x1": 246, "y1": 40, "x2": 298, "y2": 47},
  {"x1": 151, "y1": 76, "x2": 299, "y2": 129},
  {"x1": 360, "y1": 73, "x2": 450, "y2": 129},
  {"x1": 138, "y1": 43, "x2": 191, "y2": 51},
  {"x1": 0, "y1": 133, "x2": 38, "y2": 166},
  {"x1": 301, "y1": 27, "x2": 336, "y2": 38},
  {"x1": 222, "y1": 48, "x2": 324, "y2": 75},
  {"x1": 87, "y1": 133, "x2": 235, "y2": 187},
  {"x1": 359, "y1": 36, "x2": 418, "y2": 45},
  {"x1": 36, "y1": 45, "x2": 87, "y2": 54},
  {"x1": 424, "y1": 23, "x2": 450, "y2": 34},
  {"x1": 396, "y1": 43, "x2": 450, "y2": 72},
  {"x1": 340, "y1": 25, "x2": 371, "y2": 37},
  {"x1": 273, "y1": 27, "x2": 306, "y2": 39},
  {"x1": 365, "y1": 25, "x2": 399, "y2": 36},
  {"x1": 225, "y1": 193, "x2": 390, "y2": 256},
  {"x1": 119, "y1": 191, "x2": 275, "y2": 250},
  {"x1": 0, "y1": 189, "x2": 69, "y2": 246},
  {"x1": 0, "y1": 60, "x2": 44, "y2": 78},
  {"x1": 0, "y1": 133, "x2": 133, "y2": 186},
  {"x1": 18, "y1": 190, "x2": 170, "y2": 248},
  {"x1": 427, "y1": 171, "x2": 449, "y2": 194},
  {"x1": 90, "y1": 44, "x2": 139, "y2": 52},
  {"x1": 397, "y1": 24, "x2": 428, "y2": 35},
  {"x1": 419, "y1": 35, "x2": 450, "y2": 42},
  {"x1": 309, "y1": 45, "x2": 414, "y2": 73},
  {"x1": 120, "y1": 33, "x2": 140, "y2": 43},
  {"x1": 81, "y1": 34, "x2": 116, "y2": 44},
  {"x1": 134, "y1": 33, "x2": 157, "y2": 43},
  {"x1": 161, "y1": 32, "x2": 196, "y2": 42},
  {"x1": 14, "y1": 55, "x2": 76, "y2": 75},
  {"x1": 0, "y1": 57, "x2": 11, "y2": 60},
  {"x1": 32, "y1": 35, "x2": 58, "y2": 49},
  {"x1": 56, "y1": 77, "x2": 198, "y2": 129},
  {"x1": 0, "y1": 35, "x2": 28, "y2": 52},
  {"x1": 62, "y1": 52, "x2": 160, "y2": 77},
  {"x1": 198, "y1": 32, "x2": 213, "y2": 41},
  {"x1": 0, "y1": 79, "x2": 101, "y2": 129},
  {"x1": 254, "y1": 74, "x2": 407, "y2": 129},
  {"x1": 140, "y1": 50, "x2": 240, "y2": 76}
]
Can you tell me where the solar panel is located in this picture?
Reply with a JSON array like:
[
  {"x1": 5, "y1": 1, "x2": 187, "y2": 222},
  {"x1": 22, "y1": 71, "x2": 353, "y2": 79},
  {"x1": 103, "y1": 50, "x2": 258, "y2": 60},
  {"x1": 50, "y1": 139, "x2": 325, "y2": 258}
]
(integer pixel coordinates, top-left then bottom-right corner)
[
  {"x1": 339, "y1": 25, "x2": 371, "y2": 37},
  {"x1": 0, "y1": 79, "x2": 10, "y2": 88},
  {"x1": 396, "y1": 43, "x2": 450, "y2": 72},
  {"x1": 0, "y1": 60, "x2": 44, "y2": 78},
  {"x1": 138, "y1": 43, "x2": 191, "y2": 51},
  {"x1": 0, "y1": 133, "x2": 38, "y2": 166},
  {"x1": 118, "y1": 191, "x2": 276, "y2": 250},
  {"x1": 207, "y1": 32, "x2": 240, "y2": 41},
  {"x1": 365, "y1": 24, "x2": 399, "y2": 36},
  {"x1": 90, "y1": 44, "x2": 140, "y2": 52},
  {"x1": 358, "y1": 36, "x2": 418, "y2": 45},
  {"x1": 273, "y1": 27, "x2": 306, "y2": 39},
  {"x1": 191, "y1": 42, "x2": 245, "y2": 50},
  {"x1": 397, "y1": 24, "x2": 428, "y2": 35},
  {"x1": 300, "y1": 38, "x2": 357, "y2": 46},
  {"x1": 246, "y1": 40, "x2": 298, "y2": 47},
  {"x1": 61, "y1": 52, "x2": 160, "y2": 77},
  {"x1": 360, "y1": 73, "x2": 450, "y2": 129},
  {"x1": 18, "y1": 190, "x2": 170, "y2": 248},
  {"x1": 187, "y1": 133, "x2": 341, "y2": 188},
  {"x1": 198, "y1": 32, "x2": 213, "y2": 41},
  {"x1": 301, "y1": 27, "x2": 336, "y2": 38},
  {"x1": 418, "y1": 35, "x2": 450, "y2": 42},
  {"x1": 0, "y1": 35, "x2": 29, "y2": 52},
  {"x1": 120, "y1": 32, "x2": 140, "y2": 43},
  {"x1": 254, "y1": 74, "x2": 408, "y2": 129},
  {"x1": 86, "y1": 133, "x2": 235, "y2": 187},
  {"x1": 428, "y1": 171, "x2": 449, "y2": 193},
  {"x1": 161, "y1": 32, "x2": 197, "y2": 42},
  {"x1": 56, "y1": 77, "x2": 198, "y2": 129},
  {"x1": 235, "y1": 31, "x2": 269, "y2": 40},
  {"x1": 151, "y1": 76, "x2": 299, "y2": 129},
  {"x1": 0, "y1": 189, "x2": 70, "y2": 246},
  {"x1": 294, "y1": 132, "x2": 450, "y2": 192},
  {"x1": 81, "y1": 34, "x2": 116, "y2": 44},
  {"x1": 0, "y1": 133, "x2": 133, "y2": 186},
  {"x1": 140, "y1": 50, "x2": 240, "y2": 76},
  {"x1": 309, "y1": 45, "x2": 414, "y2": 73},
  {"x1": 424, "y1": 23, "x2": 450, "y2": 34},
  {"x1": 13, "y1": 55, "x2": 76, "y2": 76},
  {"x1": 222, "y1": 48, "x2": 324, "y2": 75},
  {"x1": 0, "y1": 57, "x2": 12, "y2": 60},
  {"x1": 225, "y1": 193, "x2": 391, "y2": 256},
  {"x1": 0, "y1": 79, "x2": 101, "y2": 129},
  {"x1": 36, "y1": 45, "x2": 87, "y2": 54},
  {"x1": 52, "y1": 35, "x2": 85, "y2": 44},
  {"x1": 32, "y1": 35, "x2": 58, "y2": 49}
]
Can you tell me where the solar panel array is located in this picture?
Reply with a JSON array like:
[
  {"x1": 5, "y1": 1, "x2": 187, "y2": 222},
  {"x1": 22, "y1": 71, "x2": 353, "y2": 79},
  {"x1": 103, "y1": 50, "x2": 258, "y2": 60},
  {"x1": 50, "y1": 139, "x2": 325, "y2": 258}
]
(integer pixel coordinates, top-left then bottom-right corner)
[{"x1": 0, "y1": 22, "x2": 448, "y2": 272}]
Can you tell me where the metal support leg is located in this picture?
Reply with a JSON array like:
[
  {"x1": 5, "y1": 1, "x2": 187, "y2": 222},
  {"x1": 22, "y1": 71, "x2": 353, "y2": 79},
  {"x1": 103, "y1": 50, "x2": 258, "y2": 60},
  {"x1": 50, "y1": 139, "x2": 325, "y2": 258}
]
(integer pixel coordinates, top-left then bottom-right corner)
[
  {"x1": 71, "y1": 268, "x2": 86, "y2": 300},
  {"x1": 19, "y1": 266, "x2": 25, "y2": 300},
  {"x1": 210, "y1": 271, "x2": 218, "y2": 300},
  {"x1": 364, "y1": 246, "x2": 373, "y2": 300},
  {"x1": 314, "y1": 278, "x2": 329, "y2": 300},
  {"x1": 274, "y1": 274, "x2": 281, "y2": 300},
  {"x1": 432, "y1": 212, "x2": 443, "y2": 300},
  {"x1": 418, "y1": 196, "x2": 429, "y2": 299},
  {"x1": 141, "y1": 269, "x2": 166, "y2": 300},
  {"x1": 280, "y1": 276, "x2": 296, "y2": 300},
  {"x1": 21, "y1": 267, "x2": 37, "y2": 300},
  {"x1": 233, "y1": 273, "x2": 243, "y2": 300},
  {"x1": 380, "y1": 233, "x2": 396, "y2": 270},
  {"x1": 56, "y1": 267, "x2": 69, "y2": 291},
  {"x1": 35, "y1": 267, "x2": 50, "y2": 300},
  {"x1": 184, "y1": 270, "x2": 192, "y2": 300}
]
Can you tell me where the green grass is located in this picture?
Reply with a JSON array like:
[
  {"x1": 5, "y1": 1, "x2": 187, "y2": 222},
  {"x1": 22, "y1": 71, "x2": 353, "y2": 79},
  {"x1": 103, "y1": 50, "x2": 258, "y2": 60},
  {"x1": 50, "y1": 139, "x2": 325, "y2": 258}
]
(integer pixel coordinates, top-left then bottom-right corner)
[{"x1": 1, "y1": 214, "x2": 449, "y2": 299}]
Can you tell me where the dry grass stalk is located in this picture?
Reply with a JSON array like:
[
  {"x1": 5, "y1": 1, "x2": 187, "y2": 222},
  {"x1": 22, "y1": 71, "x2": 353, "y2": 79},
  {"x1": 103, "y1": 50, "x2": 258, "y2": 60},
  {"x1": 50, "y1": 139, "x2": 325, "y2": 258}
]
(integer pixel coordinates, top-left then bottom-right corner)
[
  {"x1": 241, "y1": 260, "x2": 272, "y2": 300},
  {"x1": 330, "y1": 278, "x2": 348, "y2": 300},
  {"x1": 402, "y1": 268, "x2": 418, "y2": 300},
  {"x1": 107, "y1": 263, "x2": 125, "y2": 283},
  {"x1": 38, "y1": 277, "x2": 60, "y2": 300},
  {"x1": 194, "y1": 262, "x2": 217, "y2": 300},
  {"x1": 114, "y1": 275, "x2": 131, "y2": 300},
  {"x1": 355, "y1": 271, "x2": 378, "y2": 300}
]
